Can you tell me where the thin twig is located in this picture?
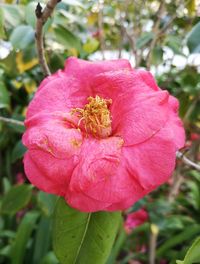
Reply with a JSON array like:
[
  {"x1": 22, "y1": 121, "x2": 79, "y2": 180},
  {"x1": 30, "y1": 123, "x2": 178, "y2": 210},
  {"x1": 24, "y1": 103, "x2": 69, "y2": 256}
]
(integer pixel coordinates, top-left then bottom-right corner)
[
  {"x1": 35, "y1": 0, "x2": 60, "y2": 76},
  {"x1": 176, "y1": 151, "x2": 200, "y2": 171},
  {"x1": 146, "y1": 2, "x2": 165, "y2": 69},
  {"x1": 98, "y1": 0, "x2": 105, "y2": 59},
  {"x1": 168, "y1": 169, "x2": 184, "y2": 202},
  {"x1": 0, "y1": 116, "x2": 24, "y2": 126}
]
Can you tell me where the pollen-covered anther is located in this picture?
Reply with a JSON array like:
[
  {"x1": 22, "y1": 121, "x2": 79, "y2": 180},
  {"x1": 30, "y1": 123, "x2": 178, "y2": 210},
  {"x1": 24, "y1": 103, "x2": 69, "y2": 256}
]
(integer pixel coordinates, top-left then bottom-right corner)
[{"x1": 71, "y1": 95, "x2": 112, "y2": 138}]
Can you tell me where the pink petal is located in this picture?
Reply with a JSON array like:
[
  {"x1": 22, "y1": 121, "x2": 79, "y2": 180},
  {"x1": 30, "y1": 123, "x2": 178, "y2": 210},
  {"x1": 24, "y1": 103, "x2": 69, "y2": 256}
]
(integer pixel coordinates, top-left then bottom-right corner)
[
  {"x1": 64, "y1": 57, "x2": 132, "y2": 88},
  {"x1": 112, "y1": 91, "x2": 170, "y2": 146},
  {"x1": 24, "y1": 150, "x2": 75, "y2": 196},
  {"x1": 65, "y1": 191, "x2": 111, "y2": 212},
  {"x1": 68, "y1": 137, "x2": 137, "y2": 205},
  {"x1": 123, "y1": 124, "x2": 177, "y2": 190},
  {"x1": 23, "y1": 115, "x2": 83, "y2": 159},
  {"x1": 26, "y1": 74, "x2": 89, "y2": 120},
  {"x1": 92, "y1": 70, "x2": 158, "y2": 100}
]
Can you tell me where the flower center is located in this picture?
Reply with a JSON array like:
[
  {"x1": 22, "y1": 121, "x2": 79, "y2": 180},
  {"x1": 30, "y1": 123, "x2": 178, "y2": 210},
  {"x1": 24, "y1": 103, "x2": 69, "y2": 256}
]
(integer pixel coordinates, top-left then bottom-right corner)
[{"x1": 71, "y1": 95, "x2": 112, "y2": 138}]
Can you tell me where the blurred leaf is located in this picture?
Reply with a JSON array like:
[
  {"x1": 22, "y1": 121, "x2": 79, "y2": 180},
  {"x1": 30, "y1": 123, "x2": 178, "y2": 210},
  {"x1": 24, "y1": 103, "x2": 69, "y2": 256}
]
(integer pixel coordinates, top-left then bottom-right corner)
[
  {"x1": 157, "y1": 225, "x2": 200, "y2": 257},
  {"x1": 53, "y1": 25, "x2": 82, "y2": 52},
  {"x1": 151, "y1": 46, "x2": 163, "y2": 65},
  {"x1": 136, "y1": 32, "x2": 154, "y2": 49},
  {"x1": 40, "y1": 252, "x2": 59, "y2": 264},
  {"x1": 10, "y1": 25, "x2": 35, "y2": 50},
  {"x1": 53, "y1": 198, "x2": 121, "y2": 264},
  {"x1": 165, "y1": 35, "x2": 183, "y2": 54},
  {"x1": 10, "y1": 212, "x2": 39, "y2": 264},
  {"x1": 0, "y1": 8, "x2": 5, "y2": 39},
  {"x1": 1, "y1": 4, "x2": 24, "y2": 27},
  {"x1": 33, "y1": 217, "x2": 52, "y2": 264},
  {"x1": 176, "y1": 237, "x2": 200, "y2": 264},
  {"x1": 186, "y1": 0, "x2": 196, "y2": 16},
  {"x1": 0, "y1": 81, "x2": 10, "y2": 110},
  {"x1": 11, "y1": 140, "x2": 26, "y2": 163},
  {"x1": 16, "y1": 51, "x2": 38, "y2": 74},
  {"x1": 62, "y1": 0, "x2": 84, "y2": 8},
  {"x1": 38, "y1": 192, "x2": 57, "y2": 217},
  {"x1": 83, "y1": 38, "x2": 99, "y2": 53},
  {"x1": 186, "y1": 21, "x2": 200, "y2": 53},
  {"x1": 1, "y1": 184, "x2": 32, "y2": 215}
]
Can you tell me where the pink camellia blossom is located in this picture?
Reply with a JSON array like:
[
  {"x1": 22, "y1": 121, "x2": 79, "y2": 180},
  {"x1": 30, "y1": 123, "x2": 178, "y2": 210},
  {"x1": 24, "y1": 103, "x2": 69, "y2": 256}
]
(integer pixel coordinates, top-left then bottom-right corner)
[
  {"x1": 124, "y1": 209, "x2": 148, "y2": 233},
  {"x1": 22, "y1": 57, "x2": 185, "y2": 212}
]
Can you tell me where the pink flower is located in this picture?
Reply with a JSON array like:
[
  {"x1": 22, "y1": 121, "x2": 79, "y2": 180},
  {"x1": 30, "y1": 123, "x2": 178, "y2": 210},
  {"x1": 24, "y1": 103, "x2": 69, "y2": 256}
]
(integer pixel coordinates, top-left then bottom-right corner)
[
  {"x1": 22, "y1": 57, "x2": 185, "y2": 212},
  {"x1": 124, "y1": 209, "x2": 148, "y2": 233}
]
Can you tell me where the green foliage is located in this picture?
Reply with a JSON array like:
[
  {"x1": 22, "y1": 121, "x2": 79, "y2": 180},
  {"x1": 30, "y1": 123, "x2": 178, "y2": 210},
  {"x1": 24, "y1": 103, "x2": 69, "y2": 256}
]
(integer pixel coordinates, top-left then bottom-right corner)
[
  {"x1": 187, "y1": 21, "x2": 200, "y2": 53},
  {"x1": 0, "y1": 0, "x2": 200, "y2": 263},
  {"x1": 176, "y1": 237, "x2": 200, "y2": 264},
  {"x1": 1, "y1": 184, "x2": 32, "y2": 215},
  {"x1": 53, "y1": 198, "x2": 121, "y2": 264}
]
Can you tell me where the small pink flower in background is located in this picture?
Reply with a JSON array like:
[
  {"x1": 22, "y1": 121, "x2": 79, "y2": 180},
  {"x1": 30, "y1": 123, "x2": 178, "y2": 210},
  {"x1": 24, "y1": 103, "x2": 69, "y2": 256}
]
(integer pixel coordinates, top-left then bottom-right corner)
[
  {"x1": 22, "y1": 57, "x2": 185, "y2": 212},
  {"x1": 190, "y1": 133, "x2": 200, "y2": 141},
  {"x1": 124, "y1": 208, "x2": 148, "y2": 233},
  {"x1": 16, "y1": 172, "x2": 25, "y2": 185}
]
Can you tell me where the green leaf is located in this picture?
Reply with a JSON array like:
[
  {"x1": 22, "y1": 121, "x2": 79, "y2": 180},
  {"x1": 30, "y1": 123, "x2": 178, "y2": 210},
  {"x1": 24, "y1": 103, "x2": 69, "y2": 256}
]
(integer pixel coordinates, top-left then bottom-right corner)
[
  {"x1": 1, "y1": 4, "x2": 24, "y2": 28},
  {"x1": 151, "y1": 46, "x2": 163, "y2": 65},
  {"x1": 10, "y1": 212, "x2": 39, "y2": 264},
  {"x1": 11, "y1": 140, "x2": 26, "y2": 163},
  {"x1": 0, "y1": 8, "x2": 5, "y2": 38},
  {"x1": 33, "y1": 217, "x2": 52, "y2": 264},
  {"x1": 40, "y1": 252, "x2": 59, "y2": 264},
  {"x1": 186, "y1": 21, "x2": 200, "y2": 53},
  {"x1": 0, "y1": 81, "x2": 10, "y2": 110},
  {"x1": 53, "y1": 198, "x2": 121, "y2": 264},
  {"x1": 1, "y1": 184, "x2": 32, "y2": 215},
  {"x1": 37, "y1": 191, "x2": 57, "y2": 217},
  {"x1": 157, "y1": 225, "x2": 200, "y2": 257},
  {"x1": 83, "y1": 38, "x2": 99, "y2": 54},
  {"x1": 10, "y1": 25, "x2": 35, "y2": 50},
  {"x1": 176, "y1": 237, "x2": 200, "y2": 264},
  {"x1": 136, "y1": 32, "x2": 154, "y2": 49},
  {"x1": 53, "y1": 25, "x2": 82, "y2": 52}
]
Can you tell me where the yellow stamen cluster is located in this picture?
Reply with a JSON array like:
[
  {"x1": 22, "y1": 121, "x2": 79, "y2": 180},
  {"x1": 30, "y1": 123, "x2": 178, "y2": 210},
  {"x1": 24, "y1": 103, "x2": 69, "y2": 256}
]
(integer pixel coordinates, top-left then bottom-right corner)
[{"x1": 71, "y1": 95, "x2": 112, "y2": 137}]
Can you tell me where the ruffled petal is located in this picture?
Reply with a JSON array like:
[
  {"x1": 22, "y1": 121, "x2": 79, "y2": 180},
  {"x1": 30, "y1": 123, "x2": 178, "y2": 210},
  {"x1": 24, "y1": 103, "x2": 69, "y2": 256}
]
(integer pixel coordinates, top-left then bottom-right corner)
[
  {"x1": 68, "y1": 137, "x2": 136, "y2": 206},
  {"x1": 65, "y1": 190, "x2": 111, "y2": 212},
  {"x1": 64, "y1": 57, "x2": 132, "y2": 88},
  {"x1": 123, "y1": 124, "x2": 177, "y2": 190},
  {"x1": 111, "y1": 91, "x2": 170, "y2": 146},
  {"x1": 91, "y1": 70, "x2": 158, "y2": 101},
  {"x1": 23, "y1": 115, "x2": 83, "y2": 159},
  {"x1": 26, "y1": 74, "x2": 89, "y2": 120},
  {"x1": 24, "y1": 150, "x2": 75, "y2": 196}
]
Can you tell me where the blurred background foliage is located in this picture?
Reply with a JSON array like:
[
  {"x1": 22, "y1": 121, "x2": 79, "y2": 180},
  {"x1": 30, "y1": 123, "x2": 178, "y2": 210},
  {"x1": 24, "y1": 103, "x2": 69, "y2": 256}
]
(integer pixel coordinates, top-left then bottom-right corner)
[{"x1": 0, "y1": 0, "x2": 200, "y2": 263}]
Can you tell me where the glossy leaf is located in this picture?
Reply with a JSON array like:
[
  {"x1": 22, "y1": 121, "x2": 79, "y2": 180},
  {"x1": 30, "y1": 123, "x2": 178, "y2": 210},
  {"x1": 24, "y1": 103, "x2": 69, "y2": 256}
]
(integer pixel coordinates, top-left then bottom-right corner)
[
  {"x1": 176, "y1": 237, "x2": 200, "y2": 264},
  {"x1": 186, "y1": 21, "x2": 200, "y2": 53},
  {"x1": 1, "y1": 184, "x2": 32, "y2": 215},
  {"x1": 53, "y1": 25, "x2": 82, "y2": 52},
  {"x1": 11, "y1": 140, "x2": 27, "y2": 163},
  {"x1": 53, "y1": 198, "x2": 121, "y2": 264},
  {"x1": 10, "y1": 25, "x2": 35, "y2": 50},
  {"x1": 0, "y1": 81, "x2": 10, "y2": 110},
  {"x1": 10, "y1": 212, "x2": 39, "y2": 264}
]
